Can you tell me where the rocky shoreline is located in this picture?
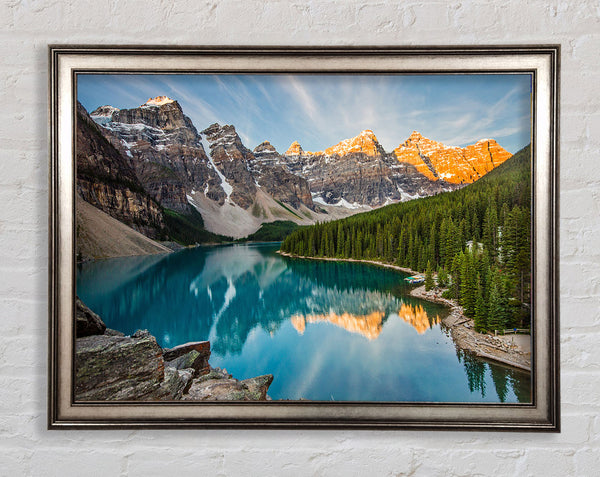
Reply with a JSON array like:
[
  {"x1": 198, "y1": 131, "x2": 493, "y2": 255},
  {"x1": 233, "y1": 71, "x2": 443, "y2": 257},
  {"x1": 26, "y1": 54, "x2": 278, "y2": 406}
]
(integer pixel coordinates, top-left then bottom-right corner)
[
  {"x1": 277, "y1": 251, "x2": 415, "y2": 274},
  {"x1": 409, "y1": 286, "x2": 531, "y2": 372},
  {"x1": 279, "y1": 252, "x2": 531, "y2": 372},
  {"x1": 75, "y1": 298, "x2": 273, "y2": 401}
]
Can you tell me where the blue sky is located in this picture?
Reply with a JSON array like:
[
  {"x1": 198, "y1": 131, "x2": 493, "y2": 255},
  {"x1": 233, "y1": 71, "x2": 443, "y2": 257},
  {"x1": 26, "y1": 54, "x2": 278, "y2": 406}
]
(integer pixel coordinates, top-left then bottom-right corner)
[{"x1": 78, "y1": 73, "x2": 531, "y2": 154}]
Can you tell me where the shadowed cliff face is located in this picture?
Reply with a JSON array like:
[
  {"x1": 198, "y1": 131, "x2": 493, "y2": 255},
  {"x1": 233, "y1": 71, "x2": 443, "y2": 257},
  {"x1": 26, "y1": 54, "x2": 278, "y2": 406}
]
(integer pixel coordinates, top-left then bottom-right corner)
[{"x1": 76, "y1": 102, "x2": 166, "y2": 239}]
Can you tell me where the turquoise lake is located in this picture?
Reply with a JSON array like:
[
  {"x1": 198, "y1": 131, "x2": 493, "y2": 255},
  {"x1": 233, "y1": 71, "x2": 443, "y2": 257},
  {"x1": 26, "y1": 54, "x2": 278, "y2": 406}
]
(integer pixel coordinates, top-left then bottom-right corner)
[{"x1": 76, "y1": 242, "x2": 531, "y2": 403}]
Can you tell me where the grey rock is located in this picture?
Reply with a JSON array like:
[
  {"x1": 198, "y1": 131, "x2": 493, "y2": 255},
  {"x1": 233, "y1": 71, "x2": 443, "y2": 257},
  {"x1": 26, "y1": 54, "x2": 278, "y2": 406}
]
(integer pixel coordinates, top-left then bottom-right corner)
[
  {"x1": 75, "y1": 297, "x2": 106, "y2": 338},
  {"x1": 183, "y1": 372, "x2": 273, "y2": 401},
  {"x1": 241, "y1": 374, "x2": 274, "y2": 400},
  {"x1": 163, "y1": 340, "x2": 210, "y2": 362},
  {"x1": 202, "y1": 123, "x2": 257, "y2": 208},
  {"x1": 159, "y1": 241, "x2": 185, "y2": 251},
  {"x1": 75, "y1": 333, "x2": 164, "y2": 401},
  {"x1": 144, "y1": 367, "x2": 194, "y2": 401},
  {"x1": 165, "y1": 349, "x2": 210, "y2": 377},
  {"x1": 132, "y1": 329, "x2": 152, "y2": 339},
  {"x1": 251, "y1": 141, "x2": 315, "y2": 210},
  {"x1": 91, "y1": 99, "x2": 217, "y2": 214}
]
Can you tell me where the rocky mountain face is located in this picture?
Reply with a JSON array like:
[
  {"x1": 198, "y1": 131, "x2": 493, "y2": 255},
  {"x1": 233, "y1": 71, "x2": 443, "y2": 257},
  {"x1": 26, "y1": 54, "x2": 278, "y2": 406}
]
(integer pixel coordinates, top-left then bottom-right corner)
[
  {"x1": 89, "y1": 98, "x2": 314, "y2": 216},
  {"x1": 282, "y1": 129, "x2": 458, "y2": 206},
  {"x1": 200, "y1": 122, "x2": 257, "y2": 209},
  {"x1": 251, "y1": 141, "x2": 314, "y2": 210},
  {"x1": 91, "y1": 97, "x2": 214, "y2": 213},
  {"x1": 394, "y1": 131, "x2": 513, "y2": 184},
  {"x1": 76, "y1": 102, "x2": 165, "y2": 239},
  {"x1": 81, "y1": 96, "x2": 512, "y2": 239},
  {"x1": 86, "y1": 97, "x2": 319, "y2": 237}
]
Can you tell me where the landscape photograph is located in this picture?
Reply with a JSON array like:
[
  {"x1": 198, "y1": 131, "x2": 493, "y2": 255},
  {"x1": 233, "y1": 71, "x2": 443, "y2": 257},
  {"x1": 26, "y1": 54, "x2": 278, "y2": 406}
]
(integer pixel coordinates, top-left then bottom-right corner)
[{"x1": 74, "y1": 72, "x2": 533, "y2": 403}]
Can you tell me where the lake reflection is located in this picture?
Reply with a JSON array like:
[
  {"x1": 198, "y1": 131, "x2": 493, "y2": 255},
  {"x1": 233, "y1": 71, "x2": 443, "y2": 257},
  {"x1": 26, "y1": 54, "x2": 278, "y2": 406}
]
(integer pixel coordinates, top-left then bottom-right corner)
[{"x1": 77, "y1": 243, "x2": 530, "y2": 402}]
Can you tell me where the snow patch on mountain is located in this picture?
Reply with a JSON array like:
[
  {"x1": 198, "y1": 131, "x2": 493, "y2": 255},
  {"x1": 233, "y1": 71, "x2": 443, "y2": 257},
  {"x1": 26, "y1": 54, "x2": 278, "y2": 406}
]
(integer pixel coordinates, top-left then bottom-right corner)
[
  {"x1": 90, "y1": 105, "x2": 120, "y2": 125},
  {"x1": 399, "y1": 189, "x2": 422, "y2": 202},
  {"x1": 334, "y1": 198, "x2": 365, "y2": 209},
  {"x1": 200, "y1": 134, "x2": 233, "y2": 202},
  {"x1": 312, "y1": 195, "x2": 369, "y2": 210}
]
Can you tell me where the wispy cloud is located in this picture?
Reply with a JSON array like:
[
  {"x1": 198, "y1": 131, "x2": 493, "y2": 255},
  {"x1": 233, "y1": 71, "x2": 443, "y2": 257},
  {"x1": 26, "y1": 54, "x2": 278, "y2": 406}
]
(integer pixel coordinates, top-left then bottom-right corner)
[
  {"x1": 156, "y1": 78, "x2": 224, "y2": 129},
  {"x1": 281, "y1": 75, "x2": 319, "y2": 121}
]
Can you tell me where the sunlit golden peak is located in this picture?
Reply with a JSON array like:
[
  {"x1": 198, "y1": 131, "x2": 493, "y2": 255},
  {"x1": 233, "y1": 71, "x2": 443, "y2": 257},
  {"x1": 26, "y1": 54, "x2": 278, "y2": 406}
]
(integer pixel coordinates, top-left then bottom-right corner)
[
  {"x1": 285, "y1": 140, "x2": 304, "y2": 156},
  {"x1": 143, "y1": 96, "x2": 175, "y2": 107}
]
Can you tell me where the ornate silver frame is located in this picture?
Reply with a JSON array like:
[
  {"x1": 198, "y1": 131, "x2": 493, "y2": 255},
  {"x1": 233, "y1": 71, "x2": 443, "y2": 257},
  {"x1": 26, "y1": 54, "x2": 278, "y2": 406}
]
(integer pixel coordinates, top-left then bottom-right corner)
[{"x1": 49, "y1": 46, "x2": 560, "y2": 430}]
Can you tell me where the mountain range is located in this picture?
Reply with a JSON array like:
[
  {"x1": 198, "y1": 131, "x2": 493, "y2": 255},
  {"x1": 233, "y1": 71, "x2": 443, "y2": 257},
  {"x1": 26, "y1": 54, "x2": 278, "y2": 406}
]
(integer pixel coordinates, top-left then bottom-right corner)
[{"x1": 76, "y1": 95, "x2": 512, "y2": 252}]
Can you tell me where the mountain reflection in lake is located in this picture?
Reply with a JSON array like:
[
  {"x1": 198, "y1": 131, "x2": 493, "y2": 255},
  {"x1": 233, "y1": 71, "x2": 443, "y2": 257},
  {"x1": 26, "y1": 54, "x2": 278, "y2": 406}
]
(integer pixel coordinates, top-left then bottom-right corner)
[{"x1": 77, "y1": 242, "x2": 530, "y2": 402}]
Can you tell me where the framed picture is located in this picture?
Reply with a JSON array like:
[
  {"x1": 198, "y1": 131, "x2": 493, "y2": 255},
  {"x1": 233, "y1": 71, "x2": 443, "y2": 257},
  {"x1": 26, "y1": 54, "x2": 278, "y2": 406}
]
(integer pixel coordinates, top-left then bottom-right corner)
[{"x1": 49, "y1": 46, "x2": 559, "y2": 430}]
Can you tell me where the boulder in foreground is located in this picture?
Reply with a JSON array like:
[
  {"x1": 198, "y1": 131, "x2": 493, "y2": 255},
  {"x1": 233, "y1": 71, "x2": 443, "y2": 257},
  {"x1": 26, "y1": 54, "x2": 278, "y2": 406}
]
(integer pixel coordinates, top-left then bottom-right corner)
[
  {"x1": 76, "y1": 297, "x2": 106, "y2": 337},
  {"x1": 75, "y1": 331, "x2": 165, "y2": 400},
  {"x1": 183, "y1": 369, "x2": 273, "y2": 401},
  {"x1": 74, "y1": 299, "x2": 273, "y2": 401}
]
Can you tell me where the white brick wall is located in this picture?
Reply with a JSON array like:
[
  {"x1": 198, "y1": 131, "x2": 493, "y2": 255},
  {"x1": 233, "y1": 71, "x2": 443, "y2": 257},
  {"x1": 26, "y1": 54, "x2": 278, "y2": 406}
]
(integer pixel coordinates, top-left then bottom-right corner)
[{"x1": 1, "y1": 1, "x2": 598, "y2": 475}]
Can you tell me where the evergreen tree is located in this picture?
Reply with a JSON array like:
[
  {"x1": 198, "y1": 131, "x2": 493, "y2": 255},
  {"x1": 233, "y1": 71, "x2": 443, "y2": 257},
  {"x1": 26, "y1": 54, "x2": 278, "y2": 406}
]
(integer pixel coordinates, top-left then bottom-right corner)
[
  {"x1": 397, "y1": 228, "x2": 406, "y2": 263},
  {"x1": 483, "y1": 204, "x2": 498, "y2": 259},
  {"x1": 445, "y1": 219, "x2": 458, "y2": 269},
  {"x1": 320, "y1": 229, "x2": 328, "y2": 256},
  {"x1": 376, "y1": 223, "x2": 384, "y2": 257},
  {"x1": 425, "y1": 261, "x2": 435, "y2": 291},
  {"x1": 460, "y1": 249, "x2": 477, "y2": 318},
  {"x1": 450, "y1": 253, "x2": 463, "y2": 300},
  {"x1": 439, "y1": 217, "x2": 448, "y2": 266},
  {"x1": 386, "y1": 234, "x2": 395, "y2": 263},
  {"x1": 437, "y1": 267, "x2": 449, "y2": 288},
  {"x1": 428, "y1": 222, "x2": 437, "y2": 265},
  {"x1": 407, "y1": 233, "x2": 415, "y2": 269},
  {"x1": 329, "y1": 232, "x2": 335, "y2": 258},
  {"x1": 418, "y1": 243, "x2": 427, "y2": 272},
  {"x1": 471, "y1": 210, "x2": 480, "y2": 242},
  {"x1": 474, "y1": 276, "x2": 487, "y2": 332},
  {"x1": 487, "y1": 268, "x2": 506, "y2": 332},
  {"x1": 308, "y1": 231, "x2": 316, "y2": 256},
  {"x1": 336, "y1": 223, "x2": 344, "y2": 257},
  {"x1": 344, "y1": 232, "x2": 352, "y2": 257}
]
